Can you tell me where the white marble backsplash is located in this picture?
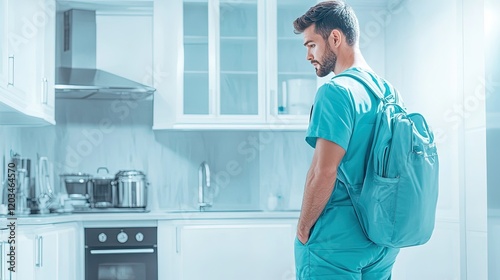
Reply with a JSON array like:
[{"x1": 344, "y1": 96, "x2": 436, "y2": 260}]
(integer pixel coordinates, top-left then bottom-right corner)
[{"x1": 0, "y1": 99, "x2": 312, "y2": 211}]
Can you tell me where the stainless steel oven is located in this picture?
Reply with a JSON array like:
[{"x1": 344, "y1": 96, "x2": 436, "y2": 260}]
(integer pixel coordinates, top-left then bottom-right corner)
[{"x1": 85, "y1": 227, "x2": 157, "y2": 280}]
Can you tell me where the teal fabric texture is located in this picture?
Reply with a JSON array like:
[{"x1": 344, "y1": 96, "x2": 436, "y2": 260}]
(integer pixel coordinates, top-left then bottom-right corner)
[{"x1": 334, "y1": 70, "x2": 439, "y2": 248}]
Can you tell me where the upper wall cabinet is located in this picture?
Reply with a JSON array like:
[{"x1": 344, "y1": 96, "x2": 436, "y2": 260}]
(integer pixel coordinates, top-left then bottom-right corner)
[
  {"x1": 153, "y1": 0, "x2": 318, "y2": 130},
  {"x1": 0, "y1": 0, "x2": 56, "y2": 126}
]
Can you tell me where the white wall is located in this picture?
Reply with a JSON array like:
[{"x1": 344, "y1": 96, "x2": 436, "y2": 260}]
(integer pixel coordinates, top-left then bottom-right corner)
[
  {"x1": 382, "y1": 0, "x2": 487, "y2": 278},
  {"x1": 385, "y1": 0, "x2": 462, "y2": 218},
  {"x1": 485, "y1": 0, "x2": 500, "y2": 209},
  {"x1": 485, "y1": 0, "x2": 500, "y2": 279}
]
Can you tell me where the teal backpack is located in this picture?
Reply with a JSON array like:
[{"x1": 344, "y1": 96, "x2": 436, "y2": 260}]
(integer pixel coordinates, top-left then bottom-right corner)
[{"x1": 334, "y1": 71, "x2": 439, "y2": 248}]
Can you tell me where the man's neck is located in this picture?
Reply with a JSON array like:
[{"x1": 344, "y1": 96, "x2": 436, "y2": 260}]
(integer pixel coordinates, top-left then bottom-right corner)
[{"x1": 334, "y1": 47, "x2": 372, "y2": 74}]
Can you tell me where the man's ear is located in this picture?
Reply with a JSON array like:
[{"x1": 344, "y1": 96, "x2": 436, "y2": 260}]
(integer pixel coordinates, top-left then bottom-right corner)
[{"x1": 329, "y1": 29, "x2": 342, "y2": 48}]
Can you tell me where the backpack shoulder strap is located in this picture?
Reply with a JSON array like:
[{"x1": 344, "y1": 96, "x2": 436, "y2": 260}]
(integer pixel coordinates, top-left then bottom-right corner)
[{"x1": 334, "y1": 71, "x2": 385, "y2": 100}]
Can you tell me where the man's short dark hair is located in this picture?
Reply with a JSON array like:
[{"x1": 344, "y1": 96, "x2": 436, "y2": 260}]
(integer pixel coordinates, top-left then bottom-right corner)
[{"x1": 293, "y1": 0, "x2": 359, "y2": 46}]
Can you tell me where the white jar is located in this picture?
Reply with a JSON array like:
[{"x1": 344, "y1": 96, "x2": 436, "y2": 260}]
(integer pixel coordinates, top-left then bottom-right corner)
[{"x1": 267, "y1": 194, "x2": 278, "y2": 211}]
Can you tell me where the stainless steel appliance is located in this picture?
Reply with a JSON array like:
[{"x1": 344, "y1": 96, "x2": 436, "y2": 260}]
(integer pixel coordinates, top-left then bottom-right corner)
[
  {"x1": 3, "y1": 152, "x2": 32, "y2": 215},
  {"x1": 85, "y1": 227, "x2": 158, "y2": 280},
  {"x1": 55, "y1": 9, "x2": 155, "y2": 100},
  {"x1": 92, "y1": 167, "x2": 116, "y2": 208},
  {"x1": 114, "y1": 170, "x2": 148, "y2": 208},
  {"x1": 57, "y1": 169, "x2": 149, "y2": 213},
  {"x1": 60, "y1": 173, "x2": 93, "y2": 210}
]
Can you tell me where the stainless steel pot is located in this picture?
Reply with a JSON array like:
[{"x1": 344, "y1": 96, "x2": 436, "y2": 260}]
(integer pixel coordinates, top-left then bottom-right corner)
[
  {"x1": 91, "y1": 167, "x2": 115, "y2": 208},
  {"x1": 113, "y1": 170, "x2": 148, "y2": 208}
]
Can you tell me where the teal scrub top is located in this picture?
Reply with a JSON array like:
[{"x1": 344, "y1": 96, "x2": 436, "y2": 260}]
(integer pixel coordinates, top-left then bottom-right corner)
[{"x1": 306, "y1": 67, "x2": 396, "y2": 205}]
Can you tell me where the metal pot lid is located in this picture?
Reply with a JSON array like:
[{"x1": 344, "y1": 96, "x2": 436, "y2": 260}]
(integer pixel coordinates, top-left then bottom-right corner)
[
  {"x1": 60, "y1": 173, "x2": 92, "y2": 182},
  {"x1": 115, "y1": 170, "x2": 146, "y2": 178},
  {"x1": 92, "y1": 177, "x2": 114, "y2": 183}
]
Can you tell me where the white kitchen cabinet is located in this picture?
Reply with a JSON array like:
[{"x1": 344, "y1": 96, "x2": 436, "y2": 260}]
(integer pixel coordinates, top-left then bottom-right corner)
[
  {"x1": 154, "y1": 0, "x2": 265, "y2": 130},
  {"x1": 158, "y1": 219, "x2": 297, "y2": 280},
  {"x1": 10, "y1": 222, "x2": 80, "y2": 280},
  {"x1": 14, "y1": 225, "x2": 58, "y2": 280},
  {"x1": 153, "y1": 0, "x2": 319, "y2": 130},
  {"x1": 0, "y1": 0, "x2": 55, "y2": 126},
  {"x1": 34, "y1": 0, "x2": 56, "y2": 125},
  {"x1": 35, "y1": 229, "x2": 59, "y2": 280},
  {"x1": 0, "y1": 0, "x2": 8, "y2": 95},
  {"x1": 56, "y1": 224, "x2": 79, "y2": 280},
  {"x1": 14, "y1": 227, "x2": 42, "y2": 280},
  {"x1": 0, "y1": 0, "x2": 29, "y2": 113},
  {"x1": 0, "y1": 226, "x2": 14, "y2": 280}
]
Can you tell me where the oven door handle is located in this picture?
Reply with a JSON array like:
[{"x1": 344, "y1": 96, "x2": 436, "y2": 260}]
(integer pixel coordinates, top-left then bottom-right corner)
[{"x1": 90, "y1": 248, "x2": 155, "y2": 255}]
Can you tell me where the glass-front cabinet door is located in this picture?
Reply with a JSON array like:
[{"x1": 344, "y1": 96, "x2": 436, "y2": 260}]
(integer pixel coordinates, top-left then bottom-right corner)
[
  {"x1": 219, "y1": 0, "x2": 260, "y2": 117},
  {"x1": 183, "y1": 1, "x2": 209, "y2": 115},
  {"x1": 266, "y1": 0, "x2": 318, "y2": 126},
  {"x1": 180, "y1": 0, "x2": 265, "y2": 125}
]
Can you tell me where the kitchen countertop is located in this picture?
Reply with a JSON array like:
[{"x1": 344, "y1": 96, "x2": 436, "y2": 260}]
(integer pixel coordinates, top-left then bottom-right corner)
[{"x1": 0, "y1": 209, "x2": 301, "y2": 226}]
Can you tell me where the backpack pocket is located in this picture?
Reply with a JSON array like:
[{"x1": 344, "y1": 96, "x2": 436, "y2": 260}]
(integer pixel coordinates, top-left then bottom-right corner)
[
  {"x1": 367, "y1": 173, "x2": 400, "y2": 225},
  {"x1": 353, "y1": 172, "x2": 400, "y2": 245}
]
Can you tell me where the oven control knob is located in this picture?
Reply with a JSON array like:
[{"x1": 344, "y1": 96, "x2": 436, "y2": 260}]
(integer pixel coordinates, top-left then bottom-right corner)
[
  {"x1": 135, "y1": 232, "x2": 144, "y2": 242},
  {"x1": 117, "y1": 232, "x2": 128, "y2": 243},
  {"x1": 98, "y1": 233, "x2": 107, "y2": 243}
]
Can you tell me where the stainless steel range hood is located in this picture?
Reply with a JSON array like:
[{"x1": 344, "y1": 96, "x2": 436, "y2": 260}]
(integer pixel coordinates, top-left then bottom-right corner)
[{"x1": 55, "y1": 9, "x2": 155, "y2": 100}]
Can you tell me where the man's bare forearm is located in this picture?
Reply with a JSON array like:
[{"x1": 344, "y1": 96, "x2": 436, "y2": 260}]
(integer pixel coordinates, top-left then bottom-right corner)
[{"x1": 297, "y1": 166, "x2": 337, "y2": 240}]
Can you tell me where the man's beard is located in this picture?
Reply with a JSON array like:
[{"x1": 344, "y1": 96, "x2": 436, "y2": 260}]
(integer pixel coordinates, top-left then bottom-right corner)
[{"x1": 314, "y1": 43, "x2": 337, "y2": 77}]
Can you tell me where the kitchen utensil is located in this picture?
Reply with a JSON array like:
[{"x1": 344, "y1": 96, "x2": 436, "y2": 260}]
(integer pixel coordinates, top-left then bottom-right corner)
[
  {"x1": 114, "y1": 170, "x2": 148, "y2": 208},
  {"x1": 9, "y1": 151, "x2": 31, "y2": 215},
  {"x1": 60, "y1": 173, "x2": 93, "y2": 196},
  {"x1": 32, "y1": 155, "x2": 55, "y2": 214},
  {"x1": 91, "y1": 167, "x2": 116, "y2": 208},
  {"x1": 1, "y1": 154, "x2": 6, "y2": 213},
  {"x1": 60, "y1": 173, "x2": 93, "y2": 209}
]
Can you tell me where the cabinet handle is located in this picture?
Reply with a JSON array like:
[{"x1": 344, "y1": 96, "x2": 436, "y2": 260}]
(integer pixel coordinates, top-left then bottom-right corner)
[
  {"x1": 7, "y1": 56, "x2": 14, "y2": 86},
  {"x1": 35, "y1": 235, "x2": 43, "y2": 267},
  {"x1": 175, "y1": 227, "x2": 180, "y2": 253},
  {"x1": 42, "y1": 78, "x2": 48, "y2": 104},
  {"x1": 90, "y1": 248, "x2": 154, "y2": 255},
  {"x1": 39, "y1": 235, "x2": 43, "y2": 267},
  {"x1": 35, "y1": 236, "x2": 40, "y2": 267}
]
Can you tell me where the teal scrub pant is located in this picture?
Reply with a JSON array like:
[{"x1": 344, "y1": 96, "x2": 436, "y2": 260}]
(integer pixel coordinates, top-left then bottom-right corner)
[{"x1": 294, "y1": 205, "x2": 400, "y2": 280}]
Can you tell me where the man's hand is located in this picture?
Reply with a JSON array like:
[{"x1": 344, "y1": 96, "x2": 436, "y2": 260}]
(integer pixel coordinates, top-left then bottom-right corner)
[{"x1": 297, "y1": 228, "x2": 310, "y2": 245}]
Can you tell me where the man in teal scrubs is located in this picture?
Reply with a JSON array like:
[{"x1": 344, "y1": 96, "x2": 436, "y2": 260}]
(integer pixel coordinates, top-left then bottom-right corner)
[{"x1": 293, "y1": 1, "x2": 400, "y2": 279}]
